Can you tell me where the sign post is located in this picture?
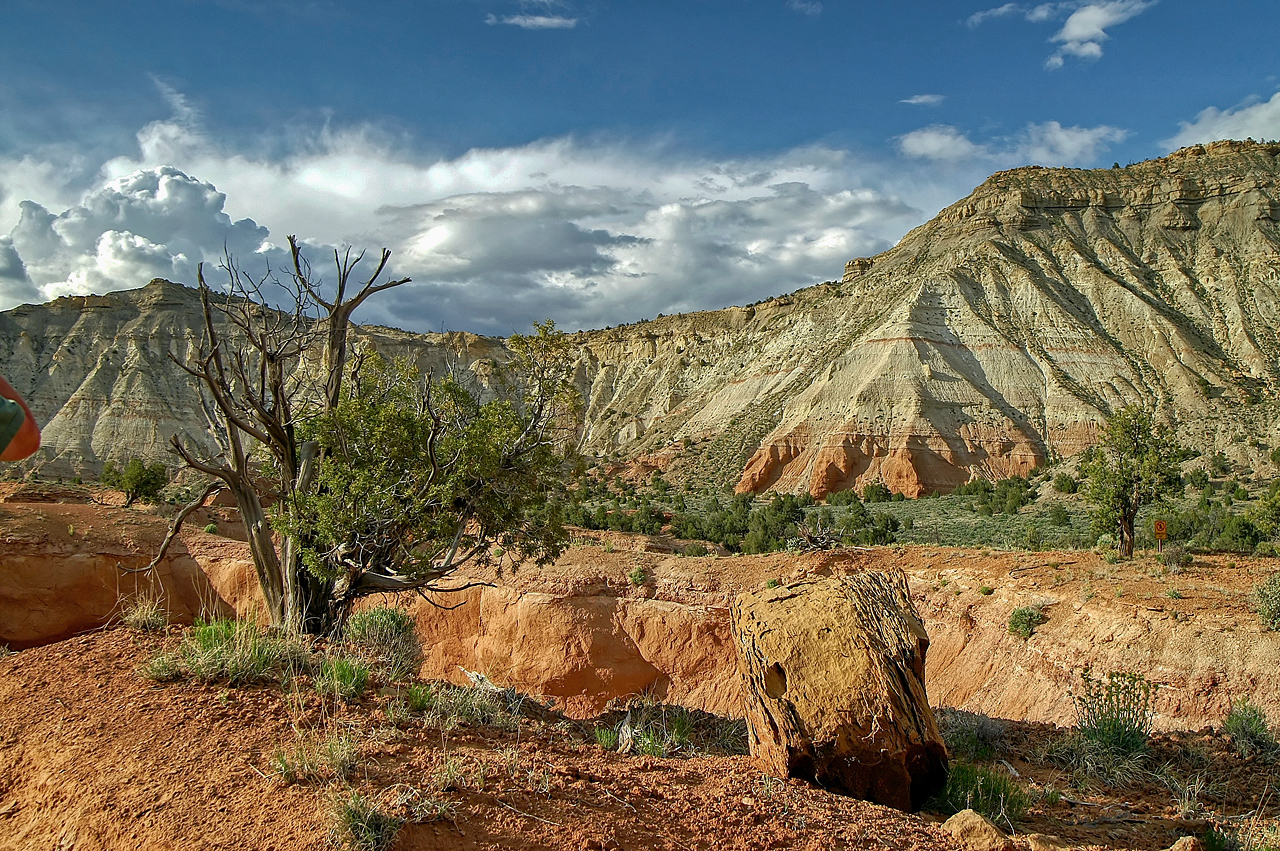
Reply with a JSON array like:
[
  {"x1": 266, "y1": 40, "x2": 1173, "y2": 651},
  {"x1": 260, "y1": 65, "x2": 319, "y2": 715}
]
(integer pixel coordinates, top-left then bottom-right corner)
[{"x1": 1154, "y1": 519, "x2": 1168, "y2": 554}]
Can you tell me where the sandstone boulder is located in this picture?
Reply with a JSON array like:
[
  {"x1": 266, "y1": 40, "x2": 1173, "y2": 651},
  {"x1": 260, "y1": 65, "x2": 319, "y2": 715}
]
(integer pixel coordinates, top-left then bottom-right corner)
[
  {"x1": 730, "y1": 571, "x2": 948, "y2": 811},
  {"x1": 941, "y1": 809, "x2": 1014, "y2": 851},
  {"x1": 1165, "y1": 838, "x2": 1205, "y2": 851}
]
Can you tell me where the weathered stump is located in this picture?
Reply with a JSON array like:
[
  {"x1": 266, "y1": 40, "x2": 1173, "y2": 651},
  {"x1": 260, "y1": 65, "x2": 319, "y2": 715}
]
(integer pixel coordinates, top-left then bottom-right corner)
[{"x1": 731, "y1": 572, "x2": 948, "y2": 811}]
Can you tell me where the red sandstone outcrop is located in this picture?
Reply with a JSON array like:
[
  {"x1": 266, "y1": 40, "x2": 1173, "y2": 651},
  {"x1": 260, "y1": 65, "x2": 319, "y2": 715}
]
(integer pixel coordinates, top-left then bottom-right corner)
[
  {"x1": 3, "y1": 496, "x2": 1278, "y2": 735},
  {"x1": 731, "y1": 573, "x2": 948, "y2": 812},
  {"x1": 0, "y1": 496, "x2": 234, "y2": 648}
]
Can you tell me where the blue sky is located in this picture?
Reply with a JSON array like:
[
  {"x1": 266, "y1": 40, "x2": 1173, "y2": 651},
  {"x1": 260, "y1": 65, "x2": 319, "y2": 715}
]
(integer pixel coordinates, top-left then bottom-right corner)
[{"x1": 2, "y1": 0, "x2": 1279, "y2": 333}]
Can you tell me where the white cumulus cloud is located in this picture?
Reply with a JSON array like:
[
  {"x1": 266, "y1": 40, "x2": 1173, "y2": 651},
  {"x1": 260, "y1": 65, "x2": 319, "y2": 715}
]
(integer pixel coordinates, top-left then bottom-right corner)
[
  {"x1": 1046, "y1": 1, "x2": 1155, "y2": 69},
  {"x1": 0, "y1": 98, "x2": 926, "y2": 334},
  {"x1": 966, "y1": 1, "x2": 1155, "y2": 69},
  {"x1": 1162, "y1": 92, "x2": 1280, "y2": 150},
  {"x1": 788, "y1": 1, "x2": 823, "y2": 15},
  {"x1": 8, "y1": 166, "x2": 270, "y2": 303},
  {"x1": 898, "y1": 125, "x2": 987, "y2": 161}
]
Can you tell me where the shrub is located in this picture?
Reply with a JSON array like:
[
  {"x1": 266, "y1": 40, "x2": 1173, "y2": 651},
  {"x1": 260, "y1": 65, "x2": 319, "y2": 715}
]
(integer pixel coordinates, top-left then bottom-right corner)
[
  {"x1": 203, "y1": 523, "x2": 218, "y2": 534},
  {"x1": 329, "y1": 790, "x2": 402, "y2": 851},
  {"x1": 862, "y1": 482, "x2": 892, "y2": 503},
  {"x1": 1053, "y1": 474, "x2": 1078, "y2": 494},
  {"x1": 1159, "y1": 543, "x2": 1192, "y2": 572},
  {"x1": 1072, "y1": 670, "x2": 1156, "y2": 756},
  {"x1": 936, "y1": 708, "x2": 1006, "y2": 762},
  {"x1": 928, "y1": 761, "x2": 1030, "y2": 829},
  {"x1": 316, "y1": 657, "x2": 371, "y2": 702},
  {"x1": 1223, "y1": 700, "x2": 1277, "y2": 758},
  {"x1": 1047, "y1": 503, "x2": 1071, "y2": 527},
  {"x1": 682, "y1": 542, "x2": 708, "y2": 557},
  {"x1": 1186, "y1": 469, "x2": 1210, "y2": 490},
  {"x1": 628, "y1": 565, "x2": 648, "y2": 586},
  {"x1": 1253, "y1": 573, "x2": 1280, "y2": 630},
  {"x1": 100, "y1": 458, "x2": 169, "y2": 507},
  {"x1": 1211, "y1": 452, "x2": 1231, "y2": 476},
  {"x1": 121, "y1": 596, "x2": 167, "y2": 632},
  {"x1": 343, "y1": 606, "x2": 420, "y2": 681},
  {"x1": 979, "y1": 585, "x2": 995, "y2": 596},
  {"x1": 1008, "y1": 606, "x2": 1047, "y2": 640}
]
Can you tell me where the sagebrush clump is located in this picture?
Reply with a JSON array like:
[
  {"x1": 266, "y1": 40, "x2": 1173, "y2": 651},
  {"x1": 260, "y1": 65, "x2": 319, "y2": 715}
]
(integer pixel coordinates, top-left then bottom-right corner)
[
  {"x1": 1008, "y1": 605, "x2": 1047, "y2": 639},
  {"x1": 1223, "y1": 700, "x2": 1277, "y2": 757},
  {"x1": 1252, "y1": 573, "x2": 1280, "y2": 630}
]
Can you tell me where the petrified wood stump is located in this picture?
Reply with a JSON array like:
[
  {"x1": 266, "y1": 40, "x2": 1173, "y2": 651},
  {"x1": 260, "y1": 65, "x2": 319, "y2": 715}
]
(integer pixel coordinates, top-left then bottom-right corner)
[{"x1": 731, "y1": 572, "x2": 949, "y2": 811}]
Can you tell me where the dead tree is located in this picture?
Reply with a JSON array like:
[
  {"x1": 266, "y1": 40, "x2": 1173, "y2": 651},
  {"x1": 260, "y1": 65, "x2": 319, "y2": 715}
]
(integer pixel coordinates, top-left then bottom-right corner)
[{"x1": 165, "y1": 236, "x2": 409, "y2": 632}]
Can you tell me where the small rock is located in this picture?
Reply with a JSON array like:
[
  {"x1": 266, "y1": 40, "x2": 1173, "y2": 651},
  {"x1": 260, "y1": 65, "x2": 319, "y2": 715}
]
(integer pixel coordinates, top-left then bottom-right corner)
[
  {"x1": 941, "y1": 809, "x2": 1014, "y2": 851},
  {"x1": 1024, "y1": 834, "x2": 1069, "y2": 851},
  {"x1": 1165, "y1": 838, "x2": 1205, "y2": 851}
]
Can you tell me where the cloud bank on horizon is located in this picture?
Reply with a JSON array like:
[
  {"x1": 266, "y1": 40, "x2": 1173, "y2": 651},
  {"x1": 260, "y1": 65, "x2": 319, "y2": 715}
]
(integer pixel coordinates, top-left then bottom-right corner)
[
  {"x1": 4, "y1": 89, "x2": 1277, "y2": 335},
  {"x1": 0, "y1": 104, "x2": 927, "y2": 334}
]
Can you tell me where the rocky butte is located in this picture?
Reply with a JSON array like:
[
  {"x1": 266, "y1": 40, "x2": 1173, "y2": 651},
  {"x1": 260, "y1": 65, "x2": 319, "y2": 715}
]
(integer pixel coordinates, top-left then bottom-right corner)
[{"x1": 3, "y1": 140, "x2": 1279, "y2": 496}]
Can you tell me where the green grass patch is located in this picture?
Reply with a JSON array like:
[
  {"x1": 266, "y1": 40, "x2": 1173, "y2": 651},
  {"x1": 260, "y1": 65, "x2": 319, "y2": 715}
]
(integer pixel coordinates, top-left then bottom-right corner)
[
  {"x1": 928, "y1": 761, "x2": 1030, "y2": 830},
  {"x1": 315, "y1": 657, "x2": 371, "y2": 702},
  {"x1": 343, "y1": 606, "x2": 420, "y2": 682},
  {"x1": 146, "y1": 617, "x2": 311, "y2": 686}
]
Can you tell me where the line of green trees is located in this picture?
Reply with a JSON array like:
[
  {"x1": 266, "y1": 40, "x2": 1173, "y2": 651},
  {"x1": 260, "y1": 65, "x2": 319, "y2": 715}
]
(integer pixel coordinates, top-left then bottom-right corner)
[{"x1": 563, "y1": 490, "x2": 899, "y2": 553}]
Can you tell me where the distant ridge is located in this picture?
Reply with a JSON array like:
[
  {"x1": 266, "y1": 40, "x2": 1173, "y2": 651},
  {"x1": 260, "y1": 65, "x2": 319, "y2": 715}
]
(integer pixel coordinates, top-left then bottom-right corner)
[{"x1": 4, "y1": 140, "x2": 1279, "y2": 496}]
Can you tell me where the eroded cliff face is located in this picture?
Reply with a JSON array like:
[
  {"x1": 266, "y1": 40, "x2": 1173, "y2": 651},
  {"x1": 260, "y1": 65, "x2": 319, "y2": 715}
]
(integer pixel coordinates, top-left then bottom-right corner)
[
  {"x1": 569, "y1": 140, "x2": 1280, "y2": 496},
  {"x1": 0, "y1": 281, "x2": 507, "y2": 477},
  {"x1": 4, "y1": 140, "x2": 1280, "y2": 494}
]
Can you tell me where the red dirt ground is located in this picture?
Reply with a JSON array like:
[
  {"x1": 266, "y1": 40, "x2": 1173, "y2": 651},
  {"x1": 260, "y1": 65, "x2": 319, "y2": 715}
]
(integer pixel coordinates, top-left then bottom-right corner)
[{"x1": 0, "y1": 630, "x2": 958, "y2": 851}]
